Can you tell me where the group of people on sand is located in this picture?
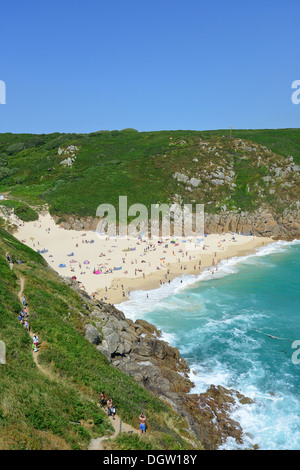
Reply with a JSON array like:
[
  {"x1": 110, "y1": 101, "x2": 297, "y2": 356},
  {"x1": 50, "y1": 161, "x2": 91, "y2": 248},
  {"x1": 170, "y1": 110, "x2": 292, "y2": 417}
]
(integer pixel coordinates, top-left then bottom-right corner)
[{"x1": 99, "y1": 392, "x2": 147, "y2": 434}]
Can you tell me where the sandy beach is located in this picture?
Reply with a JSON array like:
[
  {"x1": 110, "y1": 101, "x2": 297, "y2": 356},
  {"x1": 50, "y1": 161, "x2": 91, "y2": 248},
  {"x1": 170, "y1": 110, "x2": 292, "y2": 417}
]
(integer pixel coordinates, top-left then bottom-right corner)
[{"x1": 7, "y1": 211, "x2": 273, "y2": 304}]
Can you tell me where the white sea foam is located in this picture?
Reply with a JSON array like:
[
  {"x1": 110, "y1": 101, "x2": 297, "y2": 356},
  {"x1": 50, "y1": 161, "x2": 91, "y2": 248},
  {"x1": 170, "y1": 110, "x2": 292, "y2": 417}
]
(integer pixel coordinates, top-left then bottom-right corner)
[
  {"x1": 117, "y1": 239, "x2": 299, "y2": 321},
  {"x1": 187, "y1": 361, "x2": 232, "y2": 393},
  {"x1": 223, "y1": 389, "x2": 300, "y2": 450},
  {"x1": 189, "y1": 358, "x2": 300, "y2": 450},
  {"x1": 117, "y1": 239, "x2": 300, "y2": 450}
]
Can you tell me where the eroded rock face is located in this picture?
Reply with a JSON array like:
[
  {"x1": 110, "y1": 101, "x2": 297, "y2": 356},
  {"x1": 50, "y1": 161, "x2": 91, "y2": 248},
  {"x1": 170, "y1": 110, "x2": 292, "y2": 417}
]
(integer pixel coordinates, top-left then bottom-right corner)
[
  {"x1": 205, "y1": 208, "x2": 300, "y2": 239},
  {"x1": 54, "y1": 206, "x2": 300, "y2": 240},
  {"x1": 84, "y1": 324, "x2": 101, "y2": 345},
  {"x1": 71, "y1": 288, "x2": 257, "y2": 450},
  {"x1": 187, "y1": 385, "x2": 254, "y2": 450}
]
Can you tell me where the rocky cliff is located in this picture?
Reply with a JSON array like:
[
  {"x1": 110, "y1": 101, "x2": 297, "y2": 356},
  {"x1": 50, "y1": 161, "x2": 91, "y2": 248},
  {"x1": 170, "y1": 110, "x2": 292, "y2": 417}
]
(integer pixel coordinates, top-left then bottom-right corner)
[
  {"x1": 70, "y1": 281, "x2": 256, "y2": 450},
  {"x1": 205, "y1": 206, "x2": 300, "y2": 240},
  {"x1": 54, "y1": 205, "x2": 300, "y2": 241}
]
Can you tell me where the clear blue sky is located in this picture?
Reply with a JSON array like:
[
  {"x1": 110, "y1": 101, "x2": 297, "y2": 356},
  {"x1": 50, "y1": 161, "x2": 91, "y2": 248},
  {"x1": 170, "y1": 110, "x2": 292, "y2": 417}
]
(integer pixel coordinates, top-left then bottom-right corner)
[{"x1": 1, "y1": 0, "x2": 300, "y2": 133}]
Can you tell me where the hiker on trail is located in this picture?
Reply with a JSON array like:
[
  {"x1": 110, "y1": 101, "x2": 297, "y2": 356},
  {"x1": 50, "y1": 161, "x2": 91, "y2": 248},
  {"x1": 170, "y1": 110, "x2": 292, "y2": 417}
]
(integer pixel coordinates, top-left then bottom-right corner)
[
  {"x1": 139, "y1": 413, "x2": 146, "y2": 434},
  {"x1": 100, "y1": 392, "x2": 107, "y2": 409},
  {"x1": 18, "y1": 313, "x2": 23, "y2": 323},
  {"x1": 33, "y1": 335, "x2": 39, "y2": 349},
  {"x1": 24, "y1": 320, "x2": 29, "y2": 331},
  {"x1": 107, "y1": 398, "x2": 116, "y2": 420},
  {"x1": 22, "y1": 296, "x2": 26, "y2": 306}
]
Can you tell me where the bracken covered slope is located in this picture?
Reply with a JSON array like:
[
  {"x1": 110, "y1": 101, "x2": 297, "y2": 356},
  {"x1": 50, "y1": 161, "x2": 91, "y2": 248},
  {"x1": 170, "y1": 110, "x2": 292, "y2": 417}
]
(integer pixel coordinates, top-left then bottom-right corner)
[
  {"x1": 0, "y1": 129, "x2": 299, "y2": 226},
  {"x1": 0, "y1": 225, "x2": 199, "y2": 450}
]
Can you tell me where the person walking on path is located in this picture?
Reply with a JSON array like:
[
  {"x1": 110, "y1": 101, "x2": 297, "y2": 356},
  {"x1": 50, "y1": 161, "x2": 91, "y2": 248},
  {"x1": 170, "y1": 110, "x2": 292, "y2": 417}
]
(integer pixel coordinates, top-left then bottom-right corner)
[
  {"x1": 33, "y1": 334, "x2": 39, "y2": 349},
  {"x1": 139, "y1": 413, "x2": 146, "y2": 434},
  {"x1": 100, "y1": 392, "x2": 107, "y2": 410},
  {"x1": 107, "y1": 398, "x2": 116, "y2": 420}
]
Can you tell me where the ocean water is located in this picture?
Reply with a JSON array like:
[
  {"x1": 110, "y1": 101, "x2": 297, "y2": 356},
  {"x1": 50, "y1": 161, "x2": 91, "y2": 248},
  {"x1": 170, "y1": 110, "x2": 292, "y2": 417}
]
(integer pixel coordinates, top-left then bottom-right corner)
[{"x1": 118, "y1": 240, "x2": 300, "y2": 450}]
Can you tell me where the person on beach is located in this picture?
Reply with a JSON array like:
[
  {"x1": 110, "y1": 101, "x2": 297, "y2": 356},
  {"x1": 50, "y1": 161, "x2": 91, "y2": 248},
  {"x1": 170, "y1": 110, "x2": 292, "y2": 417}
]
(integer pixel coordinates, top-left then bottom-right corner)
[{"x1": 139, "y1": 413, "x2": 146, "y2": 434}]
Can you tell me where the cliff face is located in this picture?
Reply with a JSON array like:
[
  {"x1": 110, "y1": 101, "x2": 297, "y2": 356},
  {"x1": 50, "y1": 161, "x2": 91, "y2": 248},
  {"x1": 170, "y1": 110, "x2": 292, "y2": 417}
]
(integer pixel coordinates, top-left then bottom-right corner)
[
  {"x1": 54, "y1": 206, "x2": 300, "y2": 241},
  {"x1": 50, "y1": 135, "x2": 300, "y2": 241},
  {"x1": 205, "y1": 207, "x2": 300, "y2": 240},
  {"x1": 72, "y1": 284, "x2": 256, "y2": 450}
]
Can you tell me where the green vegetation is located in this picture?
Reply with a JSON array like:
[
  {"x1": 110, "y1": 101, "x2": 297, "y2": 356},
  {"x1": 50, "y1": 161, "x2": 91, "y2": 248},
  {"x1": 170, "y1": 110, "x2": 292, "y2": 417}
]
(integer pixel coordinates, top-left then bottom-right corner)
[
  {"x1": 0, "y1": 200, "x2": 39, "y2": 222},
  {"x1": 0, "y1": 227, "x2": 196, "y2": 450},
  {"x1": 0, "y1": 128, "x2": 299, "y2": 219},
  {"x1": 107, "y1": 430, "x2": 195, "y2": 451}
]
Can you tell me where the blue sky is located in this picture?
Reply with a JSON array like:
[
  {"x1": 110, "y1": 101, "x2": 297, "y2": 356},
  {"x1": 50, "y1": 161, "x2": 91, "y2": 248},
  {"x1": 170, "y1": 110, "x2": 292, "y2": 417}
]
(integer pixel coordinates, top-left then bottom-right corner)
[{"x1": 0, "y1": 0, "x2": 300, "y2": 133}]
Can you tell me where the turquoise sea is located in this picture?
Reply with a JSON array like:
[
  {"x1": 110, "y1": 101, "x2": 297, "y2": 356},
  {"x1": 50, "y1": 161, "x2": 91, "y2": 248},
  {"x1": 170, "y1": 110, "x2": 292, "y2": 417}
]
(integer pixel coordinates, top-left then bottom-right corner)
[{"x1": 118, "y1": 240, "x2": 300, "y2": 450}]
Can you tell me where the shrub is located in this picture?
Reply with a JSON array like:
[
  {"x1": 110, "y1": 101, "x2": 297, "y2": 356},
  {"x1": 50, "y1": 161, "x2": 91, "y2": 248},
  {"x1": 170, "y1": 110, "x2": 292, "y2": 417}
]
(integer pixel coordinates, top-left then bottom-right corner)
[
  {"x1": 0, "y1": 167, "x2": 15, "y2": 181},
  {"x1": 0, "y1": 200, "x2": 39, "y2": 222},
  {"x1": 0, "y1": 154, "x2": 8, "y2": 166},
  {"x1": 6, "y1": 142, "x2": 25, "y2": 155},
  {"x1": 44, "y1": 134, "x2": 75, "y2": 150}
]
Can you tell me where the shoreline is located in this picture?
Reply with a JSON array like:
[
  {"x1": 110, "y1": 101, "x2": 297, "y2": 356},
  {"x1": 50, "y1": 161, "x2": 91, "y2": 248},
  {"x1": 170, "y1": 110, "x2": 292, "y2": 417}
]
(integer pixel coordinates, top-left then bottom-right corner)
[
  {"x1": 2, "y1": 209, "x2": 274, "y2": 306},
  {"x1": 4, "y1": 207, "x2": 298, "y2": 449},
  {"x1": 97, "y1": 237, "x2": 273, "y2": 305}
]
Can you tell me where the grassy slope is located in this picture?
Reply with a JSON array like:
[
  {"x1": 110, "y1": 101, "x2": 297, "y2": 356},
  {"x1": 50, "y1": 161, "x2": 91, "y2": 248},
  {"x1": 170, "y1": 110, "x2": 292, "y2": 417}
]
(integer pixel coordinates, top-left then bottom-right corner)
[
  {"x1": 0, "y1": 227, "x2": 196, "y2": 450},
  {"x1": 0, "y1": 200, "x2": 39, "y2": 222},
  {"x1": 0, "y1": 128, "x2": 299, "y2": 219}
]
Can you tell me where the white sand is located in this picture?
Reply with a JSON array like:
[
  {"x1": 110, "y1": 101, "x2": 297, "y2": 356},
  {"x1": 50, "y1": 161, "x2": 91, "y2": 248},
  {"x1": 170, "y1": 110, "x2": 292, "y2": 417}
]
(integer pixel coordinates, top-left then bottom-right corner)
[{"x1": 7, "y1": 211, "x2": 273, "y2": 304}]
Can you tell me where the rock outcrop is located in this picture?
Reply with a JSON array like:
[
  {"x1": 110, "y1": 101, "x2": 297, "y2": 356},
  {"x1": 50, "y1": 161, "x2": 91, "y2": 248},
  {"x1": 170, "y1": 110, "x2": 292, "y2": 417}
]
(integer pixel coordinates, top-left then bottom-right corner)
[
  {"x1": 54, "y1": 205, "x2": 300, "y2": 240},
  {"x1": 84, "y1": 323, "x2": 101, "y2": 345},
  {"x1": 204, "y1": 207, "x2": 300, "y2": 240},
  {"x1": 67, "y1": 279, "x2": 257, "y2": 449}
]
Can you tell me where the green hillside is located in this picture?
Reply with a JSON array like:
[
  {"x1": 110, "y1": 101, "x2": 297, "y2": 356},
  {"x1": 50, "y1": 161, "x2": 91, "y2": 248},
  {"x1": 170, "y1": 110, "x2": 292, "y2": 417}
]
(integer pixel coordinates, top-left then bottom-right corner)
[
  {"x1": 0, "y1": 128, "x2": 299, "y2": 220},
  {"x1": 0, "y1": 226, "x2": 196, "y2": 450}
]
